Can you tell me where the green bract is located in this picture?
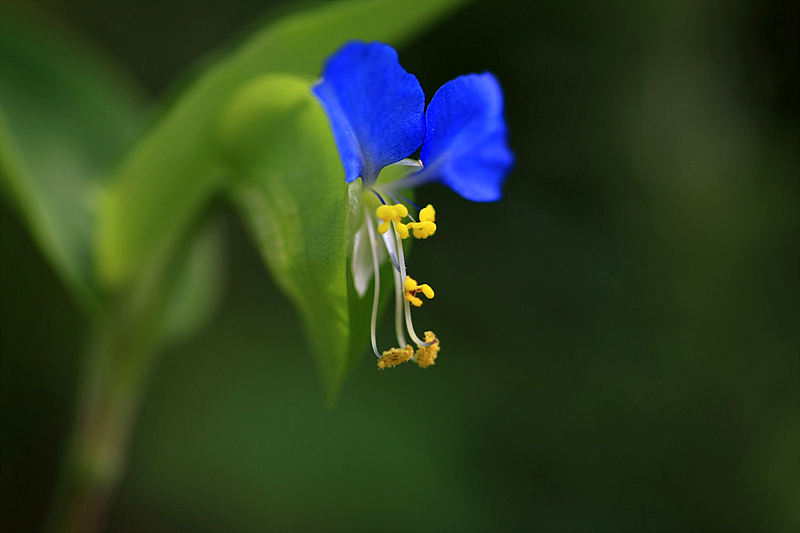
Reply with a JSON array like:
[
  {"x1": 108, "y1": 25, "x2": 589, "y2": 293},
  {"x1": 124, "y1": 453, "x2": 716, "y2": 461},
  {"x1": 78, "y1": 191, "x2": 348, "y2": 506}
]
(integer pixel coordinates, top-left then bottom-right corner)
[{"x1": 220, "y1": 75, "x2": 355, "y2": 399}]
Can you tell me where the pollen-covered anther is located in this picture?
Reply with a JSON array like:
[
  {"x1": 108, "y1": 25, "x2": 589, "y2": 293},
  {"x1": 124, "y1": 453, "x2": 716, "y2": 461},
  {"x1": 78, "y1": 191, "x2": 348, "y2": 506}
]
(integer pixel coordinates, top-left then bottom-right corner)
[
  {"x1": 415, "y1": 331, "x2": 440, "y2": 368},
  {"x1": 376, "y1": 204, "x2": 409, "y2": 236},
  {"x1": 377, "y1": 345, "x2": 414, "y2": 369},
  {"x1": 404, "y1": 276, "x2": 434, "y2": 307}
]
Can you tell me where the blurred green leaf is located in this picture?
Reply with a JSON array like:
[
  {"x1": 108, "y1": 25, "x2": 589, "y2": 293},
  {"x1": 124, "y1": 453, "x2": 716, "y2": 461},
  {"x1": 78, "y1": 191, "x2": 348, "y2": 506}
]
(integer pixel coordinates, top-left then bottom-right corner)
[
  {"x1": 0, "y1": 5, "x2": 148, "y2": 314},
  {"x1": 96, "y1": 0, "x2": 467, "y2": 291},
  {"x1": 219, "y1": 74, "x2": 352, "y2": 402},
  {"x1": 160, "y1": 214, "x2": 227, "y2": 345}
]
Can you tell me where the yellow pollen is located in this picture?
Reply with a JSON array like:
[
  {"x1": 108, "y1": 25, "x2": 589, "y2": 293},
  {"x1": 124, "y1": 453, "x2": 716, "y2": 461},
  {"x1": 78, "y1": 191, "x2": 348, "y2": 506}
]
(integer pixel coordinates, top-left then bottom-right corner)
[
  {"x1": 404, "y1": 276, "x2": 434, "y2": 307},
  {"x1": 415, "y1": 331, "x2": 440, "y2": 368},
  {"x1": 376, "y1": 204, "x2": 410, "y2": 238},
  {"x1": 377, "y1": 345, "x2": 414, "y2": 369}
]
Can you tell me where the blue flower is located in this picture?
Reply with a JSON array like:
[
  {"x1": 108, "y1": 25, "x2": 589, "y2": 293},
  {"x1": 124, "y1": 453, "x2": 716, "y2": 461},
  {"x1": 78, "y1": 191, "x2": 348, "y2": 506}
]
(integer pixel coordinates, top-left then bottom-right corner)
[
  {"x1": 313, "y1": 41, "x2": 514, "y2": 369},
  {"x1": 412, "y1": 73, "x2": 515, "y2": 201},
  {"x1": 312, "y1": 41, "x2": 425, "y2": 185},
  {"x1": 314, "y1": 41, "x2": 514, "y2": 200}
]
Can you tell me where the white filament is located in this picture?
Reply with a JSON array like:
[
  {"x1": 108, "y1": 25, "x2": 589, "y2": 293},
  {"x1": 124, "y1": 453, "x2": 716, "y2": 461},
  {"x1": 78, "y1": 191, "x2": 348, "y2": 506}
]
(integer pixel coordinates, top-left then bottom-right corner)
[
  {"x1": 393, "y1": 225, "x2": 434, "y2": 347},
  {"x1": 365, "y1": 210, "x2": 382, "y2": 358},
  {"x1": 393, "y1": 263, "x2": 408, "y2": 348}
]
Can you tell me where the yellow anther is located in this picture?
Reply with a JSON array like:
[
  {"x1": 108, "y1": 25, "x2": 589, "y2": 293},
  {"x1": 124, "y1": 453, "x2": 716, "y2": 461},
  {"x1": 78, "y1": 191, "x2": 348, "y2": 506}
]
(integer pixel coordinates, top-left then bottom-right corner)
[
  {"x1": 376, "y1": 204, "x2": 407, "y2": 220},
  {"x1": 410, "y1": 204, "x2": 437, "y2": 238},
  {"x1": 415, "y1": 331, "x2": 440, "y2": 368},
  {"x1": 376, "y1": 204, "x2": 410, "y2": 237},
  {"x1": 377, "y1": 345, "x2": 414, "y2": 369},
  {"x1": 404, "y1": 276, "x2": 434, "y2": 307}
]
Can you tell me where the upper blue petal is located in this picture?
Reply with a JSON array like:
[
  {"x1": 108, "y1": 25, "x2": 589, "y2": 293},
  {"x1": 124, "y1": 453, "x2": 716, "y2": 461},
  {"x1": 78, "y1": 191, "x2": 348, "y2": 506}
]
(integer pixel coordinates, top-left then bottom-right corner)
[
  {"x1": 419, "y1": 73, "x2": 514, "y2": 202},
  {"x1": 313, "y1": 41, "x2": 426, "y2": 184}
]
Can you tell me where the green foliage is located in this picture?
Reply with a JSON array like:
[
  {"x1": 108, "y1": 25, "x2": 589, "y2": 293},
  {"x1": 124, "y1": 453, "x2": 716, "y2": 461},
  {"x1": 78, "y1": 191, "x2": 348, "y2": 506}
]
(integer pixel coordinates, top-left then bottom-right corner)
[
  {"x1": 0, "y1": 4, "x2": 229, "y2": 345},
  {"x1": 0, "y1": 6, "x2": 147, "y2": 313}
]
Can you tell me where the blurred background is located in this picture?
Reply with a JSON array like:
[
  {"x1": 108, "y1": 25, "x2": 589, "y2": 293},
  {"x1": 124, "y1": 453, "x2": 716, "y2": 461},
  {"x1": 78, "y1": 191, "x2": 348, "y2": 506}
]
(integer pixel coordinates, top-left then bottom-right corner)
[{"x1": 1, "y1": 1, "x2": 798, "y2": 531}]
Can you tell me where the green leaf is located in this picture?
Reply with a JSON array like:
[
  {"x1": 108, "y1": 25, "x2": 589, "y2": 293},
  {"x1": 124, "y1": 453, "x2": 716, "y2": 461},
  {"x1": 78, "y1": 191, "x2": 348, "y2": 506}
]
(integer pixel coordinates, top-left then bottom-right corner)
[
  {"x1": 219, "y1": 74, "x2": 352, "y2": 402},
  {"x1": 0, "y1": 5, "x2": 148, "y2": 314},
  {"x1": 96, "y1": 0, "x2": 468, "y2": 291}
]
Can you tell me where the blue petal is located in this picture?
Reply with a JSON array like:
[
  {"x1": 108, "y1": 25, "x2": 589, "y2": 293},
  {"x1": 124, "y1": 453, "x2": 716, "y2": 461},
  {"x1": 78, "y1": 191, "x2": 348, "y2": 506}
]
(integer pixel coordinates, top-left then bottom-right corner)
[
  {"x1": 419, "y1": 73, "x2": 514, "y2": 201},
  {"x1": 313, "y1": 41, "x2": 426, "y2": 184}
]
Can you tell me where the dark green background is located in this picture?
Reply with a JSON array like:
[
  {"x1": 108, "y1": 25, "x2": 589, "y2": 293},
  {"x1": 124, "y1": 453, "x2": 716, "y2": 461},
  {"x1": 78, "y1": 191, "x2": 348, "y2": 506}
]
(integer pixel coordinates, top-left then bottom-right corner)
[{"x1": 2, "y1": 1, "x2": 798, "y2": 531}]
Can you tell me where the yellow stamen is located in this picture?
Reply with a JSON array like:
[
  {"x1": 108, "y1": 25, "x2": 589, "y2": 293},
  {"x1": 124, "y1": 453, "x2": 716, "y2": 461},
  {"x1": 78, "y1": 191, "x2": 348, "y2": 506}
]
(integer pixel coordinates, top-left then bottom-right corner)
[
  {"x1": 415, "y1": 331, "x2": 440, "y2": 368},
  {"x1": 377, "y1": 345, "x2": 414, "y2": 369},
  {"x1": 376, "y1": 203, "x2": 437, "y2": 239},
  {"x1": 410, "y1": 204, "x2": 437, "y2": 238},
  {"x1": 404, "y1": 276, "x2": 434, "y2": 307},
  {"x1": 376, "y1": 204, "x2": 410, "y2": 237}
]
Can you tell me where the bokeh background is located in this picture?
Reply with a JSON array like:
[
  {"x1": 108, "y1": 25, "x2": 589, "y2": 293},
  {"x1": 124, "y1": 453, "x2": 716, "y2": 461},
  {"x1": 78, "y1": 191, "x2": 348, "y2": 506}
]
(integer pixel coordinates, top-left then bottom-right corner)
[{"x1": 2, "y1": 1, "x2": 798, "y2": 531}]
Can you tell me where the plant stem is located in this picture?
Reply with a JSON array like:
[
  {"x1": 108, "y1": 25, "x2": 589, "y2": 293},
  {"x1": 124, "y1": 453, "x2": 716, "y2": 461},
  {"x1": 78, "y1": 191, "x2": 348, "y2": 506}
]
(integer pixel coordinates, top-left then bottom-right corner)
[
  {"x1": 45, "y1": 214, "x2": 218, "y2": 532},
  {"x1": 45, "y1": 312, "x2": 158, "y2": 533}
]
